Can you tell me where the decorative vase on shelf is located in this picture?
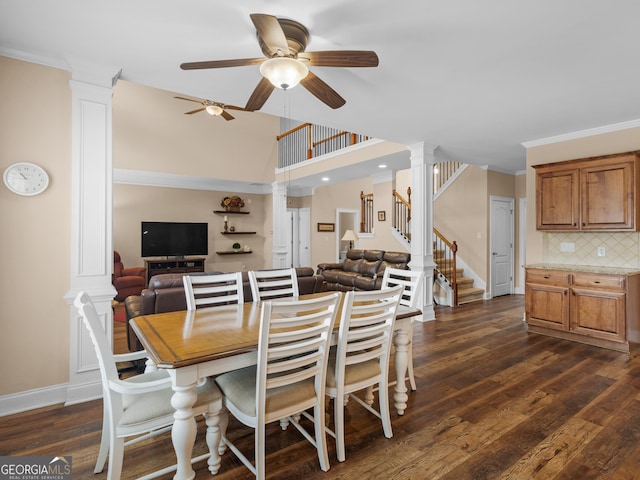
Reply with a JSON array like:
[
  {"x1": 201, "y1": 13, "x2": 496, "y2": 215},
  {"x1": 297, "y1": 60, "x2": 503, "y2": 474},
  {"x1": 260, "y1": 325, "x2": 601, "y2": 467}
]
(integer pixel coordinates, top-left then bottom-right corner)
[
  {"x1": 221, "y1": 195, "x2": 244, "y2": 213},
  {"x1": 232, "y1": 242, "x2": 241, "y2": 252}
]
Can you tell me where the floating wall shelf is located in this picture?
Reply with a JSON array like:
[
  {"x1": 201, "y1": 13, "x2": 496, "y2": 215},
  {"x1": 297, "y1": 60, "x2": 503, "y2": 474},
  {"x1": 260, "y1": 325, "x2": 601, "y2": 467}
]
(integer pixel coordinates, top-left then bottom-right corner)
[
  {"x1": 221, "y1": 231, "x2": 256, "y2": 235},
  {"x1": 216, "y1": 250, "x2": 252, "y2": 255},
  {"x1": 213, "y1": 210, "x2": 250, "y2": 215}
]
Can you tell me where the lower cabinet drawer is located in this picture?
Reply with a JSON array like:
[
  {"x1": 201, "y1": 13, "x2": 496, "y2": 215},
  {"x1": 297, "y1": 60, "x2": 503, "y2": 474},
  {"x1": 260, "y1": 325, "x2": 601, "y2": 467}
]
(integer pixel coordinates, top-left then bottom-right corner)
[
  {"x1": 572, "y1": 273, "x2": 625, "y2": 290},
  {"x1": 526, "y1": 269, "x2": 570, "y2": 286}
]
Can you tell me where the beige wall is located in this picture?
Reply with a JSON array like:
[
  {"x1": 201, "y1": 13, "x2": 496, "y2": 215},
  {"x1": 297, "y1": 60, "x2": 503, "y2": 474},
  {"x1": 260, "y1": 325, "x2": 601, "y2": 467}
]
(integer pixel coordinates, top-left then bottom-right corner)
[
  {"x1": 114, "y1": 185, "x2": 271, "y2": 274},
  {"x1": 0, "y1": 57, "x2": 72, "y2": 396},
  {"x1": 514, "y1": 173, "x2": 527, "y2": 290},
  {"x1": 435, "y1": 165, "x2": 489, "y2": 282},
  {"x1": 113, "y1": 81, "x2": 279, "y2": 182},
  {"x1": 434, "y1": 166, "x2": 520, "y2": 293},
  {"x1": 309, "y1": 176, "x2": 409, "y2": 268},
  {"x1": 525, "y1": 125, "x2": 640, "y2": 267}
]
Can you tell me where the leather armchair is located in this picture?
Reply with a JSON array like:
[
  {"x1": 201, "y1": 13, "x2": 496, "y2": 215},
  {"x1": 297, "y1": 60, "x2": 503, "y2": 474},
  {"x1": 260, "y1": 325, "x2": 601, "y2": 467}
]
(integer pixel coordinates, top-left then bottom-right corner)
[{"x1": 112, "y1": 251, "x2": 146, "y2": 301}]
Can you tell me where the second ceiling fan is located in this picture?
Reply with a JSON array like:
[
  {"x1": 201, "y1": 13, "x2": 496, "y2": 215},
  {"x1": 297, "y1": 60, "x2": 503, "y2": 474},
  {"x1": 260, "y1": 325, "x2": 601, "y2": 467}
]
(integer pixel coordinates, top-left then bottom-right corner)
[
  {"x1": 174, "y1": 96, "x2": 249, "y2": 121},
  {"x1": 180, "y1": 13, "x2": 379, "y2": 111}
]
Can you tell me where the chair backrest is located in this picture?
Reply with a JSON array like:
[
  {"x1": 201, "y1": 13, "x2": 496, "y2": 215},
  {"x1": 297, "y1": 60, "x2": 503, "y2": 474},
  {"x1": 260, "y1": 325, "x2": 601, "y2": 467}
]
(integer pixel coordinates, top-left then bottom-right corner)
[
  {"x1": 334, "y1": 285, "x2": 403, "y2": 387},
  {"x1": 74, "y1": 291, "x2": 122, "y2": 413},
  {"x1": 183, "y1": 272, "x2": 244, "y2": 310},
  {"x1": 256, "y1": 292, "x2": 341, "y2": 422},
  {"x1": 381, "y1": 267, "x2": 424, "y2": 309},
  {"x1": 248, "y1": 268, "x2": 299, "y2": 302}
]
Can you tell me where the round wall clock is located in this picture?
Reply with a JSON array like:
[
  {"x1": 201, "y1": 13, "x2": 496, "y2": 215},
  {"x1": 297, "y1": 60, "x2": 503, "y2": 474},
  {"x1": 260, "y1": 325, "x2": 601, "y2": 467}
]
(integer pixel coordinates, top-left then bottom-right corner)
[{"x1": 3, "y1": 162, "x2": 50, "y2": 196}]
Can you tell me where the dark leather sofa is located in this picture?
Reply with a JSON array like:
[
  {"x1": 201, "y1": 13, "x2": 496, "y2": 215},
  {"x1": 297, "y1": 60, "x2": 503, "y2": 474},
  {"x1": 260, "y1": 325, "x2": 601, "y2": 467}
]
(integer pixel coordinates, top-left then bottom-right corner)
[
  {"x1": 317, "y1": 249, "x2": 410, "y2": 292},
  {"x1": 124, "y1": 267, "x2": 324, "y2": 352}
]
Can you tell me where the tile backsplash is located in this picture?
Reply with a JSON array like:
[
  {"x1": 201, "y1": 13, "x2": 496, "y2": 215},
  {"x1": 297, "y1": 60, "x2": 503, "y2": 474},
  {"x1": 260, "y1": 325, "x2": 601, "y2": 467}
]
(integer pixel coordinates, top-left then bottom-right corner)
[{"x1": 544, "y1": 232, "x2": 640, "y2": 268}]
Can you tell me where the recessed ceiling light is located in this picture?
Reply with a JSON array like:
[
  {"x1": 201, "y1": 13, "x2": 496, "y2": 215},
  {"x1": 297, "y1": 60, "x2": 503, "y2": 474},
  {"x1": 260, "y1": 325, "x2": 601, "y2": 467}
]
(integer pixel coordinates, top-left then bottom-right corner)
[
  {"x1": 378, "y1": 164, "x2": 387, "y2": 169},
  {"x1": 321, "y1": 177, "x2": 330, "y2": 182}
]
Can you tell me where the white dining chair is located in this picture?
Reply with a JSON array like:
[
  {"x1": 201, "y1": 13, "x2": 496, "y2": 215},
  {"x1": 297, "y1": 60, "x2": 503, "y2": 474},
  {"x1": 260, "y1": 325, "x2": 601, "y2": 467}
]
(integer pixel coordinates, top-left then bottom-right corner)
[
  {"x1": 214, "y1": 292, "x2": 341, "y2": 480},
  {"x1": 74, "y1": 291, "x2": 227, "y2": 480},
  {"x1": 325, "y1": 285, "x2": 403, "y2": 462},
  {"x1": 248, "y1": 268, "x2": 299, "y2": 301},
  {"x1": 381, "y1": 267, "x2": 425, "y2": 391},
  {"x1": 183, "y1": 271, "x2": 244, "y2": 310}
]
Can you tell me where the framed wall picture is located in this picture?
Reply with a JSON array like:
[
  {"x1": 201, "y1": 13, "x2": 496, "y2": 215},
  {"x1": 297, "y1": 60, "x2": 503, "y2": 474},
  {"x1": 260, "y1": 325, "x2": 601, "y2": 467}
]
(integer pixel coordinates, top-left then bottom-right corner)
[
  {"x1": 378, "y1": 211, "x2": 386, "y2": 221},
  {"x1": 317, "y1": 222, "x2": 335, "y2": 232}
]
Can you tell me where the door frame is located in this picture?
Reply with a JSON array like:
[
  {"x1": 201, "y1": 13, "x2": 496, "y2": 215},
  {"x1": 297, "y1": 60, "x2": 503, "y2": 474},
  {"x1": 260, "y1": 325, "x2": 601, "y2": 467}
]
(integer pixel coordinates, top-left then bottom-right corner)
[{"x1": 335, "y1": 208, "x2": 359, "y2": 263}]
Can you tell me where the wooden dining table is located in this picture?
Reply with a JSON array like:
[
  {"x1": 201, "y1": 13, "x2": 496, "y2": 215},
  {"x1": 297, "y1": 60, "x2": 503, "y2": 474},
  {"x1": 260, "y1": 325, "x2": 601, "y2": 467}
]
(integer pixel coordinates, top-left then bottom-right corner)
[{"x1": 130, "y1": 291, "x2": 420, "y2": 480}]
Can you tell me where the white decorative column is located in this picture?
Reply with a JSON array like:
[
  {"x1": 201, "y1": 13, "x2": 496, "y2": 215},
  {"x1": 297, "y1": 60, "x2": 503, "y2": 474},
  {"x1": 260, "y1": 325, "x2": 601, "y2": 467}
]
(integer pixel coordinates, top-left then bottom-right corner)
[
  {"x1": 408, "y1": 142, "x2": 437, "y2": 321},
  {"x1": 272, "y1": 182, "x2": 289, "y2": 268},
  {"x1": 64, "y1": 62, "x2": 121, "y2": 404}
]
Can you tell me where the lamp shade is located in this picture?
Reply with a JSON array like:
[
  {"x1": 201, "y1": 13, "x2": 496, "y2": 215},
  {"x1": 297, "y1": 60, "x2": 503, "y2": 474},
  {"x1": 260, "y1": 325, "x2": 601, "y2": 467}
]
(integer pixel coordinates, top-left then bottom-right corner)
[
  {"x1": 341, "y1": 229, "x2": 359, "y2": 242},
  {"x1": 259, "y1": 57, "x2": 309, "y2": 90}
]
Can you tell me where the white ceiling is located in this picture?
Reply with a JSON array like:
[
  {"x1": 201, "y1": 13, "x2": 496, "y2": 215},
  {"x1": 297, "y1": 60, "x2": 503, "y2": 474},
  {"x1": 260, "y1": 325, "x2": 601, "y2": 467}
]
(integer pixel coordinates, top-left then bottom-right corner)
[{"x1": 2, "y1": 0, "x2": 640, "y2": 176}]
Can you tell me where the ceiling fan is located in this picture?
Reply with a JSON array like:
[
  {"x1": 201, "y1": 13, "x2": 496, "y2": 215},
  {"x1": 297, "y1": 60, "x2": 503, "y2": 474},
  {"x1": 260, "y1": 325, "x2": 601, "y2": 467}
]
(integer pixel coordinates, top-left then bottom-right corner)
[
  {"x1": 180, "y1": 13, "x2": 379, "y2": 111},
  {"x1": 173, "y1": 96, "x2": 249, "y2": 121}
]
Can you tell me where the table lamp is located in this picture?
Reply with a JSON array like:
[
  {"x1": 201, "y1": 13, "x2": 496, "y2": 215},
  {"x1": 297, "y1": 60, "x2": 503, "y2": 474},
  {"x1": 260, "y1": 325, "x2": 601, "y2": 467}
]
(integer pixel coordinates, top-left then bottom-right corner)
[{"x1": 341, "y1": 229, "x2": 359, "y2": 250}]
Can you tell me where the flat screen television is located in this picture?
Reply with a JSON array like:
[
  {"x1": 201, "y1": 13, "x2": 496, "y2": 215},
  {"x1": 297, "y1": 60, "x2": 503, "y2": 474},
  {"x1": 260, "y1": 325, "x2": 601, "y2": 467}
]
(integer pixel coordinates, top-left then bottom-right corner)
[{"x1": 141, "y1": 221, "x2": 208, "y2": 258}]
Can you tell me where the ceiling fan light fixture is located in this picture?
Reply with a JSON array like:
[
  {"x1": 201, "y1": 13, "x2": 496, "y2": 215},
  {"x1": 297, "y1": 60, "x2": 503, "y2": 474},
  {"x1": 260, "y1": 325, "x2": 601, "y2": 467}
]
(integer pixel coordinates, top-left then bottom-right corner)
[
  {"x1": 260, "y1": 57, "x2": 309, "y2": 90},
  {"x1": 205, "y1": 104, "x2": 224, "y2": 116}
]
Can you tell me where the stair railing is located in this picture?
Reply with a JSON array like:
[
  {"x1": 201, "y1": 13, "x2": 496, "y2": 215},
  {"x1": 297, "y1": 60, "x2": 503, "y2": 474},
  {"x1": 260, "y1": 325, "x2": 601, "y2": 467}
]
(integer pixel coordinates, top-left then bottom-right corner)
[
  {"x1": 276, "y1": 122, "x2": 370, "y2": 168},
  {"x1": 392, "y1": 187, "x2": 412, "y2": 240},
  {"x1": 433, "y1": 228, "x2": 459, "y2": 306},
  {"x1": 434, "y1": 160, "x2": 463, "y2": 193},
  {"x1": 360, "y1": 191, "x2": 374, "y2": 233}
]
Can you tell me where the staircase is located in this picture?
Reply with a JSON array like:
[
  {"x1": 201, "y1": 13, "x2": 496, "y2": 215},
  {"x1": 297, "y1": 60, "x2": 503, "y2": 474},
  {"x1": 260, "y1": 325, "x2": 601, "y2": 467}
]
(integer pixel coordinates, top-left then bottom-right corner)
[{"x1": 433, "y1": 245, "x2": 484, "y2": 305}]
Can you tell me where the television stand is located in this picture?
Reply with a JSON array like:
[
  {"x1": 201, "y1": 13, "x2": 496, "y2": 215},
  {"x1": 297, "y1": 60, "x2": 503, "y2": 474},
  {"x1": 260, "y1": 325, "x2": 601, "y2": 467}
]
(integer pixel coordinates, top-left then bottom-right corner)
[{"x1": 144, "y1": 257, "x2": 206, "y2": 283}]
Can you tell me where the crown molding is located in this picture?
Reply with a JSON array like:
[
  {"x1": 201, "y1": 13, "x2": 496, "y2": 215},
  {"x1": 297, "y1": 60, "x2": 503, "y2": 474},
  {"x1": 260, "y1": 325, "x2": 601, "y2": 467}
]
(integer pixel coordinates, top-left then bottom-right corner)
[
  {"x1": 522, "y1": 119, "x2": 640, "y2": 148},
  {"x1": 113, "y1": 169, "x2": 272, "y2": 194}
]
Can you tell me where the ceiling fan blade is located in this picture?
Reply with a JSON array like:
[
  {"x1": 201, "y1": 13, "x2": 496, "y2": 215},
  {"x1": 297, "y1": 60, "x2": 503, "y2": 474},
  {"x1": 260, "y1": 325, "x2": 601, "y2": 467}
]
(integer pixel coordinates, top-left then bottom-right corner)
[
  {"x1": 174, "y1": 96, "x2": 204, "y2": 104},
  {"x1": 300, "y1": 71, "x2": 346, "y2": 109},
  {"x1": 221, "y1": 110, "x2": 235, "y2": 121},
  {"x1": 180, "y1": 58, "x2": 265, "y2": 70},
  {"x1": 301, "y1": 50, "x2": 379, "y2": 67},
  {"x1": 223, "y1": 104, "x2": 248, "y2": 111},
  {"x1": 250, "y1": 13, "x2": 290, "y2": 57},
  {"x1": 185, "y1": 107, "x2": 206, "y2": 115},
  {"x1": 245, "y1": 77, "x2": 275, "y2": 111}
]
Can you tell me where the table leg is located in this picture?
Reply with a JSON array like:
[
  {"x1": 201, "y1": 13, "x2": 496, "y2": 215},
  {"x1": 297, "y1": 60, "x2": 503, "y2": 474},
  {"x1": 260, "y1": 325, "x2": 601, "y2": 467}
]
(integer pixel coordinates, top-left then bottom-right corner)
[
  {"x1": 170, "y1": 382, "x2": 198, "y2": 480},
  {"x1": 393, "y1": 327, "x2": 409, "y2": 416}
]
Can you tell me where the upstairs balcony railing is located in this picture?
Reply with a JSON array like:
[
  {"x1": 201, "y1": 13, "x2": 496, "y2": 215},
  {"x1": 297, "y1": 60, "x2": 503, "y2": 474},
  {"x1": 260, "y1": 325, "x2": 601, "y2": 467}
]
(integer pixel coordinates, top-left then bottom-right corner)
[{"x1": 277, "y1": 122, "x2": 370, "y2": 168}]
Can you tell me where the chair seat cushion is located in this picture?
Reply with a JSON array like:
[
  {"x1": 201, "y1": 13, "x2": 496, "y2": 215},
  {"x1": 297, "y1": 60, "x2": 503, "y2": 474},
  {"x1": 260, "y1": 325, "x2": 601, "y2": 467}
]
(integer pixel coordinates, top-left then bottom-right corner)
[
  {"x1": 326, "y1": 352, "x2": 381, "y2": 390},
  {"x1": 215, "y1": 366, "x2": 316, "y2": 418},
  {"x1": 121, "y1": 373, "x2": 221, "y2": 428}
]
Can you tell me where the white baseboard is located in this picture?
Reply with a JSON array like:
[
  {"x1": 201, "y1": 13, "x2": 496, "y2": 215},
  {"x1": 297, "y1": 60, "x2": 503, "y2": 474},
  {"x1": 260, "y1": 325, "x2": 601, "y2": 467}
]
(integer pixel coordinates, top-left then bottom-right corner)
[{"x1": 0, "y1": 381, "x2": 102, "y2": 417}]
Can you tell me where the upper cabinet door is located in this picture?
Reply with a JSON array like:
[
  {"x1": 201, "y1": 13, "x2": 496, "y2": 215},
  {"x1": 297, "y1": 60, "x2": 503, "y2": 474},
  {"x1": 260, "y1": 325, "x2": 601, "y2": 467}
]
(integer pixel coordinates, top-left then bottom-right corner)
[
  {"x1": 536, "y1": 167, "x2": 579, "y2": 230},
  {"x1": 581, "y1": 158, "x2": 635, "y2": 230},
  {"x1": 535, "y1": 151, "x2": 640, "y2": 232}
]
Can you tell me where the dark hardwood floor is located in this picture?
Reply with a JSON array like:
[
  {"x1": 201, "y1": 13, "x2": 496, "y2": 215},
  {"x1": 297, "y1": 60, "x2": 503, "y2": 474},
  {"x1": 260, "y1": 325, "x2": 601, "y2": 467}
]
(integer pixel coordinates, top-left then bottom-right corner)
[{"x1": 2, "y1": 294, "x2": 640, "y2": 479}]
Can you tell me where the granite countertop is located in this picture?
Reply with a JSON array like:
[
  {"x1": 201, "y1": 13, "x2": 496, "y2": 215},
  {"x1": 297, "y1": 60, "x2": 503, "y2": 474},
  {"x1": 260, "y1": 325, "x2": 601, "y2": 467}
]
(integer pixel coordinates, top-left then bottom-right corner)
[{"x1": 526, "y1": 263, "x2": 640, "y2": 275}]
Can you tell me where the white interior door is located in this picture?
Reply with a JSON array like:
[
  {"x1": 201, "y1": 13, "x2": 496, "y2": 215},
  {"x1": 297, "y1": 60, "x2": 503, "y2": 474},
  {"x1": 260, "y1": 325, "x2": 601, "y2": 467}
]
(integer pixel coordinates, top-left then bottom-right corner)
[
  {"x1": 298, "y1": 208, "x2": 311, "y2": 267},
  {"x1": 286, "y1": 208, "x2": 311, "y2": 268},
  {"x1": 490, "y1": 196, "x2": 514, "y2": 297}
]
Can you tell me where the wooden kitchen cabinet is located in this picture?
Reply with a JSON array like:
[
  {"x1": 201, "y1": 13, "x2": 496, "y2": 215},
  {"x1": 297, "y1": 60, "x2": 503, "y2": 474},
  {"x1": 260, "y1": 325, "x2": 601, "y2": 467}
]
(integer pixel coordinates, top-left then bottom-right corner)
[
  {"x1": 525, "y1": 267, "x2": 640, "y2": 352},
  {"x1": 534, "y1": 151, "x2": 640, "y2": 231},
  {"x1": 525, "y1": 269, "x2": 570, "y2": 330}
]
